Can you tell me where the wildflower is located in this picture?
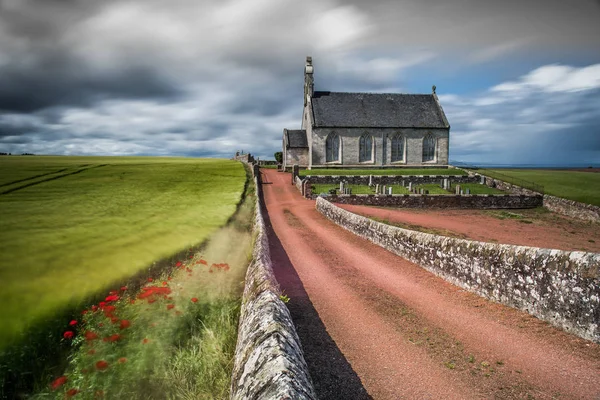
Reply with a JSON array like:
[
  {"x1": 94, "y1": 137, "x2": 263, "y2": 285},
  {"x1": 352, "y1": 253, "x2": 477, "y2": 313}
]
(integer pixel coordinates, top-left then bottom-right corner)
[
  {"x1": 110, "y1": 316, "x2": 119, "y2": 324},
  {"x1": 167, "y1": 277, "x2": 172, "y2": 281},
  {"x1": 118, "y1": 357, "x2": 127, "y2": 364},
  {"x1": 98, "y1": 323, "x2": 104, "y2": 327},
  {"x1": 63, "y1": 331, "x2": 74, "y2": 339},
  {"x1": 69, "y1": 320, "x2": 77, "y2": 326},
  {"x1": 95, "y1": 360, "x2": 109, "y2": 371},
  {"x1": 120, "y1": 286, "x2": 127, "y2": 291},
  {"x1": 98, "y1": 302, "x2": 106, "y2": 308},
  {"x1": 166, "y1": 304, "x2": 175, "y2": 310},
  {"x1": 91, "y1": 305, "x2": 98, "y2": 312},
  {"x1": 102, "y1": 305, "x2": 116, "y2": 316},
  {"x1": 142, "y1": 338, "x2": 150, "y2": 344},
  {"x1": 162, "y1": 281, "x2": 167, "y2": 286},
  {"x1": 147, "y1": 277, "x2": 153, "y2": 282},
  {"x1": 87, "y1": 349, "x2": 96, "y2": 355},
  {"x1": 81, "y1": 310, "x2": 89, "y2": 315},
  {"x1": 103, "y1": 334, "x2": 121, "y2": 342},
  {"x1": 175, "y1": 261, "x2": 182, "y2": 267},
  {"x1": 105, "y1": 295, "x2": 119, "y2": 302},
  {"x1": 109, "y1": 290, "x2": 118, "y2": 296},
  {"x1": 119, "y1": 320, "x2": 131, "y2": 329},
  {"x1": 130, "y1": 299, "x2": 136, "y2": 304},
  {"x1": 50, "y1": 376, "x2": 67, "y2": 390},
  {"x1": 198, "y1": 259, "x2": 208, "y2": 265},
  {"x1": 191, "y1": 297, "x2": 198, "y2": 303},
  {"x1": 66, "y1": 388, "x2": 79, "y2": 397},
  {"x1": 84, "y1": 331, "x2": 99, "y2": 341}
]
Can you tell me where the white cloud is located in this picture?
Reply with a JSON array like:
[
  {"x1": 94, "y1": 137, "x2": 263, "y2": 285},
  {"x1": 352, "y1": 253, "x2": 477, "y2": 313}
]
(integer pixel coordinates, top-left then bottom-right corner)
[{"x1": 492, "y1": 64, "x2": 600, "y2": 93}]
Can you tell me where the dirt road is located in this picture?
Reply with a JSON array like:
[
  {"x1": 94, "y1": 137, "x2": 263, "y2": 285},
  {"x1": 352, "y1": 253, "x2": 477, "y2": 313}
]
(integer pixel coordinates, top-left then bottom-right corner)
[{"x1": 260, "y1": 169, "x2": 600, "y2": 400}]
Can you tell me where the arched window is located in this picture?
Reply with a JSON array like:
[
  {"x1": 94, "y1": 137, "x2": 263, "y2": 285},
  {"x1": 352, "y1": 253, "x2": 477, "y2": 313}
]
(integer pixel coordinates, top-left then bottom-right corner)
[
  {"x1": 391, "y1": 134, "x2": 404, "y2": 162},
  {"x1": 422, "y1": 133, "x2": 436, "y2": 162},
  {"x1": 326, "y1": 132, "x2": 340, "y2": 162},
  {"x1": 359, "y1": 133, "x2": 373, "y2": 162}
]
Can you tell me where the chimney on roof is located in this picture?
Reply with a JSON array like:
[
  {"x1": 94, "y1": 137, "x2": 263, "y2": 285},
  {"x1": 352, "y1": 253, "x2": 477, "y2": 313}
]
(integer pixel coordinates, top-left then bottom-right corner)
[{"x1": 304, "y1": 56, "x2": 314, "y2": 105}]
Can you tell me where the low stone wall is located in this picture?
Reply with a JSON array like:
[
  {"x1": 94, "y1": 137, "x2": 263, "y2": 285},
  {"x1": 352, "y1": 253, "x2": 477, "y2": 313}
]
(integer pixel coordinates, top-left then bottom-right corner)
[
  {"x1": 543, "y1": 194, "x2": 600, "y2": 223},
  {"x1": 229, "y1": 177, "x2": 316, "y2": 399},
  {"x1": 316, "y1": 197, "x2": 600, "y2": 343},
  {"x1": 306, "y1": 174, "x2": 479, "y2": 186},
  {"x1": 312, "y1": 193, "x2": 543, "y2": 209}
]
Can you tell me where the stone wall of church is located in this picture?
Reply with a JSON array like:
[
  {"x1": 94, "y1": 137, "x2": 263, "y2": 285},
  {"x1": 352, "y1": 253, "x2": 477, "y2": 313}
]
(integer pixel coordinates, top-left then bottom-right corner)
[
  {"x1": 285, "y1": 148, "x2": 309, "y2": 168},
  {"x1": 310, "y1": 128, "x2": 449, "y2": 167}
]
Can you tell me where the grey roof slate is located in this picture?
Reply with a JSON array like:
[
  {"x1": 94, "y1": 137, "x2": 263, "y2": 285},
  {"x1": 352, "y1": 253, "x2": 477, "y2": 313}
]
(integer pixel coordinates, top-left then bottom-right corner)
[
  {"x1": 285, "y1": 129, "x2": 308, "y2": 148},
  {"x1": 311, "y1": 91, "x2": 449, "y2": 128}
]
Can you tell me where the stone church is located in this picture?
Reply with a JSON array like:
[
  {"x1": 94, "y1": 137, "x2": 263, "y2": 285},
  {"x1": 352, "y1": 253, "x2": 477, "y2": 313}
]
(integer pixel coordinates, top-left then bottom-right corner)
[{"x1": 283, "y1": 57, "x2": 450, "y2": 169}]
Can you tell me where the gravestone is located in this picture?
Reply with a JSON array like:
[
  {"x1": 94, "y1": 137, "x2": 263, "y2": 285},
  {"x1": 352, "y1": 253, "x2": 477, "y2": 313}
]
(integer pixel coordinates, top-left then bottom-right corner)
[
  {"x1": 466, "y1": 188, "x2": 470, "y2": 195},
  {"x1": 369, "y1": 175, "x2": 373, "y2": 186},
  {"x1": 340, "y1": 181, "x2": 344, "y2": 192},
  {"x1": 408, "y1": 182, "x2": 412, "y2": 191},
  {"x1": 388, "y1": 187, "x2": 393, "y2": 195},
  {"x1": 292, "y1": 164, "x2": 299, "y2": 185},
  {"x1": 443, "y1": 178, "x2": 449, "y2": 190},
  {"x1": 375, "y1": 184, "x2": 380, "y2": 194},
  {"x1": 455, "y1": 185, "x2": 461, "y2": 195},
  {"x1": 480, "y1": 175, "x2": 486, "y2": 185}
]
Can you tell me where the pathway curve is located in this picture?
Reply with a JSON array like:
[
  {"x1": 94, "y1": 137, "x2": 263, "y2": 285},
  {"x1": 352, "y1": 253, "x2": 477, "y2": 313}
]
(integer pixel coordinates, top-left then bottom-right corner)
[{"x1": 261, "y1": 169, "x2": 600, "y2": 400}]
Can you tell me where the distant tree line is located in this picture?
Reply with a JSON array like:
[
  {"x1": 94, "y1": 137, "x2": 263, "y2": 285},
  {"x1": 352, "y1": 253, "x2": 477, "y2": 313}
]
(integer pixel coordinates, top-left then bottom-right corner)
[{"x1": 0, "y1": 152, "x2": 35, "y2": 155}]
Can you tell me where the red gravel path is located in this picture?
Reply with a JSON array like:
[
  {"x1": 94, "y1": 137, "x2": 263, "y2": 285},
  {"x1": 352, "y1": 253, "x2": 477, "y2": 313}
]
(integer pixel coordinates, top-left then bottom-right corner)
[{"x1": 261, "y1": 169, "x2": 600, "y2": 400}]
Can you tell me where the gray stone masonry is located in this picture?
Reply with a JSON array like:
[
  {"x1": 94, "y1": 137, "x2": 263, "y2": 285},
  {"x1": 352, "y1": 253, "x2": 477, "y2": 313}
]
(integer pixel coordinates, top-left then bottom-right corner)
[
  {"x1": 316, "y1": 197, "x2": 600, "y2": 343},
  {"x1": 543, "y1": 195, "x2": 600, "y2": 223},
  {"x1": 309, "y1": 193, "x2": 543, "y2": 209},
  {"x1": 230, "y1": 177, "x2": 316, "y2": 400},
  {"x1": 306, "y1": 174, "x2": 479, "y2": 186}
]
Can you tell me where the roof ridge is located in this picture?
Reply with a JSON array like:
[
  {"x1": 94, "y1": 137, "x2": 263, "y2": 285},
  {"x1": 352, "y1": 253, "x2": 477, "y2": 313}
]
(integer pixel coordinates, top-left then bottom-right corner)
[{"x1": 314, "y1": 90, "x2": 432, "y2": 96}]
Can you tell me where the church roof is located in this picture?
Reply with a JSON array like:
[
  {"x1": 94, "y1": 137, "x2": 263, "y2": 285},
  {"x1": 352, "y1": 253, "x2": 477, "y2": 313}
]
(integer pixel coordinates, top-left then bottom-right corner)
[
  {"x1": 310, "y1": 91, "x2": 449, "y2": 129},
  {"x1": 285, "y1": 129, "x2": 308, "y2": 148}
]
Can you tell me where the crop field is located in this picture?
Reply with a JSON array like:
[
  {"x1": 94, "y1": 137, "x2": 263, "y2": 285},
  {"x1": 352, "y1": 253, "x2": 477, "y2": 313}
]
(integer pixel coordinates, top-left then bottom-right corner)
[
  {"x1": 299, "y1": 168, "x2": 466, "y2": 177},
  {"x1": 486, "y1": 169, "x2": 600, "y2": 206},
  {"x1": 0, "y1": 156, "x2": 246, "y2": 351}
]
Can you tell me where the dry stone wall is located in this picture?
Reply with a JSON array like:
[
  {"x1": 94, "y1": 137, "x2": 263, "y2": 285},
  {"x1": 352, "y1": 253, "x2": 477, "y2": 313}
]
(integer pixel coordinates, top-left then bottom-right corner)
[
  {"x1": 306, "y1": 174, "x2": 479, "y2": 186},
  {"x1": 543, "y1": 194, "x2": 600, "y2": 223},
  {"x1": 316, "y1": 197, "x2": 600, "y2": 343},
  {"x1": 230, "y1": 173, "x2": 316, "y2": 399},
  {"x1": 312, "y1": 193, "x2": 542, "y2": 209}
]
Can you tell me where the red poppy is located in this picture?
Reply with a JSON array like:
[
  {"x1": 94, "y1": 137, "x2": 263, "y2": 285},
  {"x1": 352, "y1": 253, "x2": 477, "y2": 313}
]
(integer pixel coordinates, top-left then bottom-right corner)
[
  {"x1": 130, "y1": 299, "x2": 136, "y2": 304},
  {"x1": 99, "y1": 302, "x2": 106, "y2": 308},
  {"x1": 87, "y1": 349, "x2": 96, "y2": 355},
  {"x1": 118, "y1": 357, "x2": 127, "y2": 364},
  {"x1": 191, "y1": 297, "x2": 198, "y2": 303},
  {"x1": 120, "y1": 286, "x2": 127, "y2": 291},
  {"x1": 109, "y1": 290, "x2": 118, "y2": 296},
  {"x1": 104, "y1": 334, "x2": 121, "y2": 342},
  {"x1": 166, "y1": 304, "x2": 175, "y2": 310},
  {"x1": 147, "y1": 298, "x2": 156, "y2": 304},
  {"x1": 105, "y1": 295, "x2": 119, "y2": 302},
  {"x1": 102, "y1": 305, "x2": 116, "y2": 316},
  {"x1": 50, "y1": 376, "x2": 67, "y2": 390},
  {"x1": 167, "y1": 277, "x2": 172, "y2": 281},
  {"x1": 91, "y1": 305, "x2": 98, "y2": 312},
  {"x1": 142, "y1": 338, "x2": 150, "y2": 344},
  {"x1": 175, "y1": 261, "x2": 182, "y2": 267},
  {"x1": 84, "y1": 331, "x2": 99, "y2": 341},
  {"x1": 98, "y1": 323, "x2": 104, "y2": 327},
  {"x1": 198, "y1": 259, "x2": 208, "y2": 265},
  {"x1": 162, "y1": 281, "x2": 167, "y2": 286},
  {"x1": 138, "y1": 286, "x2": 171, "y2": 299},
  {"x1": 81, "y1": 310, "x2": 88, "y2": 315},
  {"x1": 95, "y1": 360, "x2": 109, "y2": 371},
  {"x1": 189, "y1": 255, "x2": 193, "y2": 259},
  {"x1": 119, "y1": 320, "x2": 131, "y2": 329},
  {"x1": 69, "y1": 320, "x2": 77, "y2": 326},
  {"x1": 185, "y1": 267, "x2": 192, "y2": 273},
  {"x1": 147, "y1": 277, "x2": 153, "y2": 282},
  {"x1": 63, "y1": 331, "x2": 74, "y2": 339},
  {"x1": 66, "y1": 388, "x2": 79, "y2": 397},
  {"x1": 110, "y1": 316, "x2": 119, "y2": 324}
]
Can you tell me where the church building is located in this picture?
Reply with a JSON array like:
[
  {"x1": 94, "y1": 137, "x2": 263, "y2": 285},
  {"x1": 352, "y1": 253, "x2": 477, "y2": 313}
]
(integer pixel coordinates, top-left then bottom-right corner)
[{"x1": 283, "y1": 57, "x2": 450, "y2": 169}]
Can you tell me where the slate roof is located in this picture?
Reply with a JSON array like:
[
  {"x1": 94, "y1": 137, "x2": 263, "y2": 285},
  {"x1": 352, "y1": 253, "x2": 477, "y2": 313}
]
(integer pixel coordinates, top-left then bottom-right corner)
[
  {"x1": 310, "y1": 91, "x2": 449, "y2": 128},
  {"x1": 285, "y1": 129, "x2": 308, "y2": 148}
]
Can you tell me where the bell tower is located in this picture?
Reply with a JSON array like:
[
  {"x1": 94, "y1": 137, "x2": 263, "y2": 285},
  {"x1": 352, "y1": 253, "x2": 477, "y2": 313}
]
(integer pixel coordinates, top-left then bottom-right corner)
[{"x1": 304, "y1": 56, "x2": 314, "y2": 106}]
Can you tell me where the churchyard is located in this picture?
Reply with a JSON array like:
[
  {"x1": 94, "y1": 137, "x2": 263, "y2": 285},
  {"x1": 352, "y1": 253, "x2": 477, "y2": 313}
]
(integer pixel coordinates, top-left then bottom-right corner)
[{"x1": 0, "y1": 156, "x2": 252, "y2": 399}]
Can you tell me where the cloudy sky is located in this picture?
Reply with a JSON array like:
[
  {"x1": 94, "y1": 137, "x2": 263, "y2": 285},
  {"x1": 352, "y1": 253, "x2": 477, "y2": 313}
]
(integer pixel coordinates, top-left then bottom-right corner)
[{"x1": 1, "y1": 0, "x2": 599, "y2": 165}]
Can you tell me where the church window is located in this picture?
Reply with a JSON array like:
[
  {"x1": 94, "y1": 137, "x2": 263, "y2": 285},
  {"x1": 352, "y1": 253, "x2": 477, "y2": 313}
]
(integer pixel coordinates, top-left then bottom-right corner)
[
  {"x1": 391, "y1": 134, "x2": 404, "y2": 162},
  {"x1": 326, "y1": 133, "x2": 340, "y2": 162},
  {"x1": 423, "y1": 133, "x2": 436, "y2": 162},
  {"x1": 359, "y1": 133, "x2": 373, "y2": 162}
]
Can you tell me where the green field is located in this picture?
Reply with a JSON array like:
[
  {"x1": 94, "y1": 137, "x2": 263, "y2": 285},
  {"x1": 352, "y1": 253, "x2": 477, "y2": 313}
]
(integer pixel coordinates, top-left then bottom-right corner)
[
  {"x1": 486, "y1": 169, "x2": 600, "y2": 206},
  {"x1": 0, "y1": 156, "x2": 246, "y2": 349},
  {"x1": 300, "y1": 168, "x2": 466, "y2": 177}
]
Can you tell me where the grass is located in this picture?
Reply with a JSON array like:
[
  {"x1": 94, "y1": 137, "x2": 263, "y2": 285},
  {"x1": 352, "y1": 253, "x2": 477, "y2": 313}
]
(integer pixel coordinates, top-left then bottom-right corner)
[
  {"x1": 300, "y1": 168, "x2": 466, "y2": 177},
  {"x1": 485, "y1": 169, "x2": 600, "y2": 206},
  {"x1": 30, "y1": 176, "x2": 255, "y2": 399},
  {"x1": 0, "y1": 156, "x2": 246, "y2": 350}
]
